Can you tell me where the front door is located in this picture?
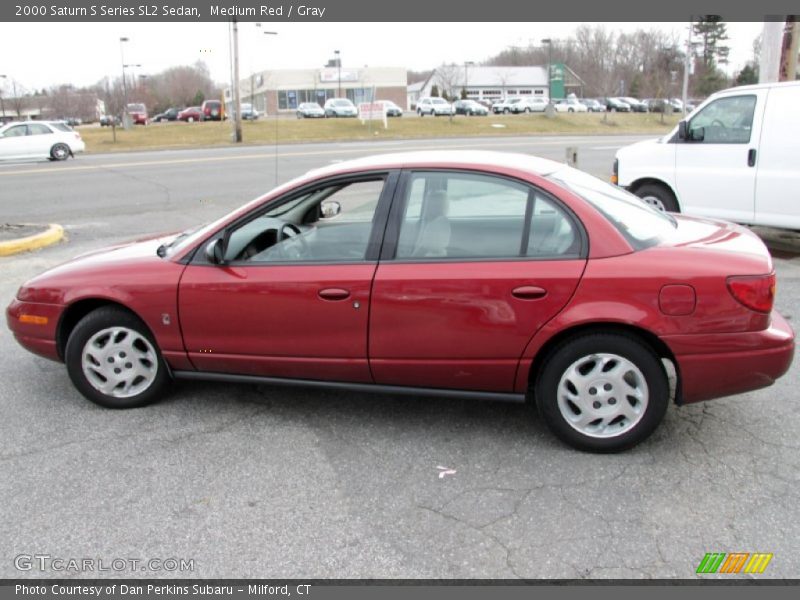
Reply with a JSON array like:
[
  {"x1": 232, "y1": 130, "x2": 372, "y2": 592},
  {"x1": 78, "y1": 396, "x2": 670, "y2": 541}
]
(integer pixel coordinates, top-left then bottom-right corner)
[
  {"x1": 178, "y1": 173, "x2": 397, "y2": 383},
  {"x1": 674, "y1": 91, "x2": 766, "y2": 223}
]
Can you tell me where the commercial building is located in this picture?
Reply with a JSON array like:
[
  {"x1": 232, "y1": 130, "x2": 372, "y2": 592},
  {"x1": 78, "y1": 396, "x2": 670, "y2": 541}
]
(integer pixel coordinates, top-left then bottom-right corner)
[
  {"x1": 408, "y1": 65, "x2": 585, "y2": 108},
  {"x1": 227, "y1": 67, "x2": 407, "y2": 114}
]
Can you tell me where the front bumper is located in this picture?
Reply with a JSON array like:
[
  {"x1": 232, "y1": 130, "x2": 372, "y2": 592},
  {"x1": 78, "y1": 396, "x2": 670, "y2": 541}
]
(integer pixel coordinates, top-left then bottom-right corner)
[
  {"x1": 6, "y1": 298, "x2": 65, "y2": 362},
  {"x1": 664, "y1": 310, "x2": 795, "y2": 404}
]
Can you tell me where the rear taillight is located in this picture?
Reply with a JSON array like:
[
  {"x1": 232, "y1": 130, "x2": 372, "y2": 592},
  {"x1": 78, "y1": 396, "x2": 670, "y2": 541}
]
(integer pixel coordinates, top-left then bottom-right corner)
[{"x1": 727, "y1": 273, "x2": 776, "y2": 313}]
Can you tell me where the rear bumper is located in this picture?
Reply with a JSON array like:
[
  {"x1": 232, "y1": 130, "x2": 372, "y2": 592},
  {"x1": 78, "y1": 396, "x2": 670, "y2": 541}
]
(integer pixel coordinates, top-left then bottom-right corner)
[{"x1": 664, "y1": 311, "x2": 795, "y2": 404}]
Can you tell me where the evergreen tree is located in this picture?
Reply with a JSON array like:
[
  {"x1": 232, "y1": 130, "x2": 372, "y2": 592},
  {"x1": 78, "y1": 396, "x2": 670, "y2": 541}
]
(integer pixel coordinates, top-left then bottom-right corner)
[{"x1": 693, "y1": 16, "x2": 730, "y2": 68}]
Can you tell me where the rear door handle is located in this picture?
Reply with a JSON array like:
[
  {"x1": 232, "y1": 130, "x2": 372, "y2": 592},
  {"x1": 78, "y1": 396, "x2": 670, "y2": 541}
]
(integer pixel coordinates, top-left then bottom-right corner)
[
  {"x1": 318, "y1": 288, "x2": 351, "y2": 301},
  {"x1": 512, "y1": 285, "x2": 548, "y2": 300},
  {"x1": 748, "y1": 148, "x2": 757, "y2": 167}
]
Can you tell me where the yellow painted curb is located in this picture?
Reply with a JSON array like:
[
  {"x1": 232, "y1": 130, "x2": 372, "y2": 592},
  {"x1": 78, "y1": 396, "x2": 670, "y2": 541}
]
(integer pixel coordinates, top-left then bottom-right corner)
[{"x1": 0, "y1": 224, "x2": 65, "y2": 257}]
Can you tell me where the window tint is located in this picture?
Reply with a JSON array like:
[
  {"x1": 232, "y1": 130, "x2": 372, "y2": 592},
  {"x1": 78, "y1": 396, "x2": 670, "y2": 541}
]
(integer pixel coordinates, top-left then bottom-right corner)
[
  {"x1": 396, "y1": 171, "x2": 580, "y2": 260},
  {"x1": 3, "y1": 125, "x2": 28, "y2": 137},
  {"x1": 28, "y1": 124, "x2": 53, "y2": 135},
  {"x1": 226, "y1": 178, "x2": 385, "y2": 264},
  {"x1": 688, "y1": 95, "x2": 756, "y2": 144}
]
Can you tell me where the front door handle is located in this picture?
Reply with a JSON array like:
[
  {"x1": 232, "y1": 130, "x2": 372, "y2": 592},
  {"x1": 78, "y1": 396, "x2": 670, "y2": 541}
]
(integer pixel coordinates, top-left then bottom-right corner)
[
  {"x1": 318, "y1": 288, "x2": 351, "y2": 301},
  {"x1": 748, "y1": 148, "x2": 757, "y2": 167},
  {"x1": 512, "y1": 285, "x2": 548, "y2": 300}
]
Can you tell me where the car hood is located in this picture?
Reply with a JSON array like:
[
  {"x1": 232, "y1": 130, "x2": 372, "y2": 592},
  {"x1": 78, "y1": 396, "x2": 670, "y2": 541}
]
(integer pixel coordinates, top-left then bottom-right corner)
[{"x1": 17, "y1": 234, "x2": 183, "y2": 304}]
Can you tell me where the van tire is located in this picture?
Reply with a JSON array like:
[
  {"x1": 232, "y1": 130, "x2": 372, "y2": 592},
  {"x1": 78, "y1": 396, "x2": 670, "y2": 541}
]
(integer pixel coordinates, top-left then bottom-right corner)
[{"x1": 634, "y1": 183, "x2": 679, "y2": 213}]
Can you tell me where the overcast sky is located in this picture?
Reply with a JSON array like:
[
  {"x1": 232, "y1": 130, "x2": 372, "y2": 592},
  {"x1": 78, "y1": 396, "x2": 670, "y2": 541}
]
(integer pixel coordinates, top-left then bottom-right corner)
[{"x1": 0, "y1": 21, "x2": 764, "y2": 92}]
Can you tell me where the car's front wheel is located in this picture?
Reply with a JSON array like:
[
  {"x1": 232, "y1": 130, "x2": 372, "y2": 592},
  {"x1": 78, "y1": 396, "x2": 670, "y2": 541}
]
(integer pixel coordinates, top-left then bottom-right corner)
[
  {"x1": 534, "y1": 333, "x2": 669, "y2": 452},
  {"x1": 634, "y1": 183, "x2": 679, "y2": 212},
  {"x1": 65, "y1": 307, "x2": 170, "y2": 409},
  {"x1": 50, "y1": 143, "x2": 70, "y2": 161}
]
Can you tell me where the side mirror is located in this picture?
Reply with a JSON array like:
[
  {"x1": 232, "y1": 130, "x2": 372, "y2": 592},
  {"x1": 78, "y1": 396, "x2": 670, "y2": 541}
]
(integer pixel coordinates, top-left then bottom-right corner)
[
  {"x1": 678, "y1": 121, "x2": 688, "y2": 140},
  {"x1": 320, "y1": 200, "x2": 341, "y2": 219},
  {"x1": 205, "y1": 238, "x2": 226, "y2": 265}
]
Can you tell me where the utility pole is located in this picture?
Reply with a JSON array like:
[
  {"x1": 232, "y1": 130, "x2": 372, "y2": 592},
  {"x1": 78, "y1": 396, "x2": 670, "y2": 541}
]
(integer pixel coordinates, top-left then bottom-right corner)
[
  {"x1": 780, "y1": 16, "x2": 798, "y2": 81},
  {"x1": 681, "y1": 21, "x2": 692, "y2": 116},
  {"x1": 0, "y1": 74, "x2": 6, "y2": 123},
  {"x1": 232, "y1": 18, "x2": 242, "y2": 143}
]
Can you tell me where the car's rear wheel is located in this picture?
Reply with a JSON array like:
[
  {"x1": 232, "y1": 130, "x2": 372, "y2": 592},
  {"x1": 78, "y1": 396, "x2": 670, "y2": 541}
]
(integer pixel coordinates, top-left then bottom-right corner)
[
  {"x1": 535, "y1": 333, "x2": 669, "y2": 452},
  {"x1": 50, "y1": 143, "x2": 70, "y2": 161},
  {"x1": 65, "y1": 307, "x2": 170, "y2": 409},
  {"x1": 634, "y1": 183, "x2": 679, "y2": 212}
]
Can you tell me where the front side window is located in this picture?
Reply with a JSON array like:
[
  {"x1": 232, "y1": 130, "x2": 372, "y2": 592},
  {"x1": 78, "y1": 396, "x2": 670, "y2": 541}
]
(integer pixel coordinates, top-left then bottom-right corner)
[
  {"x1": 395, "y1": 171, "x2": 581, "y2": 260},
  {"x1": 687, "y1": 95, "x2": 756, "y2": 144},
  {"x1": 224, "y1": 178, "x2": 386, "y2": 264}
]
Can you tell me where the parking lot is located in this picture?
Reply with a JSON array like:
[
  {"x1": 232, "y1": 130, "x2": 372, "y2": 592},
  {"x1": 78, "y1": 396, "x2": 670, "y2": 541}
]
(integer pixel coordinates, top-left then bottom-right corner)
[{"x1": 1, "y1": 135, "x2": 799, "y2": 578}]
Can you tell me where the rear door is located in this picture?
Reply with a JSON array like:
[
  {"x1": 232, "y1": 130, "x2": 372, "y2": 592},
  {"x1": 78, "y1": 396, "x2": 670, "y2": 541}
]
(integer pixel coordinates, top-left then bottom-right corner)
[
  {"x1": 674, "y1": 90, "x2": 767, "y2": 224},
  {"x1": 369, "y1": 169, "x2": 587, "y2": 393},
  {"x1": 754, "y1": 85, "x2": 800, "y2": 229}
]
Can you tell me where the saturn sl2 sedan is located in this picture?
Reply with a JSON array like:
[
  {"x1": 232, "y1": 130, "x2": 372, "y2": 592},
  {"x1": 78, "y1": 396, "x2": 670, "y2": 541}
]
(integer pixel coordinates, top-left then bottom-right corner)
[{"x1": 6, "y1": 151, "x2": 795, "y2": 452}]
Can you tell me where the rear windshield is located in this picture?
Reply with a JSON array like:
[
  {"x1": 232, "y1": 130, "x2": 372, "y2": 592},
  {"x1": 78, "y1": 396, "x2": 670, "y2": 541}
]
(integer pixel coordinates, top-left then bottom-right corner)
[
  {"x1": 51, "y1": 122, "x2": 72, "y2": 132},
  {"x1": 548, "y1": 167, "x2": 676, "y2": 250}
]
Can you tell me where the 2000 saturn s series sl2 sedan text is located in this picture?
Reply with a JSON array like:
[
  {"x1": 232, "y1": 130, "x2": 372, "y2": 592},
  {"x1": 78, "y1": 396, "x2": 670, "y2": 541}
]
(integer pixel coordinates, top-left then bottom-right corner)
[{"x1": 6, "y1": 151, "x2": 795, "y2": 452}]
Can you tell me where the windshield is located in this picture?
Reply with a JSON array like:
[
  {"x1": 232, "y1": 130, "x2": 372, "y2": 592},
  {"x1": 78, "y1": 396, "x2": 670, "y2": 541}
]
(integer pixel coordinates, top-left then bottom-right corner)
[
  {"x1": 333, "y1": 100, "x2": 353, "y2": 107},
  {"x1": 431, "y1": 98, "x2": 448, "y2": 105},
  {"x1": 548, "y1": 167, "x2": 676, "y2": 250}
]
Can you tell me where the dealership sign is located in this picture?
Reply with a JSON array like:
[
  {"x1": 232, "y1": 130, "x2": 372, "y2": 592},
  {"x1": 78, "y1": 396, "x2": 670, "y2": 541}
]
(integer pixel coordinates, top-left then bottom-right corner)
[{"x1": 320, "y1": 69, "x2": 359, "y2": 83}]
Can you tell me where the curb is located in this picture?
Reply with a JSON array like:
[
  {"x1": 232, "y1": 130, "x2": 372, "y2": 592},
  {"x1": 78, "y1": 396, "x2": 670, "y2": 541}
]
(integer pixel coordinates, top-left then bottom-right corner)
[{"x1": 0, "y1": 224, "x2": 65, "y2": 257}]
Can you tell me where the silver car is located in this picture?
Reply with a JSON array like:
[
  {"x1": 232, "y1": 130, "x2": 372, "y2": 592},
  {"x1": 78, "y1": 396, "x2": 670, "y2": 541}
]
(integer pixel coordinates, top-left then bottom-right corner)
[{"x1": 0, "y1": 121, "x2": 85, "y2": 162}]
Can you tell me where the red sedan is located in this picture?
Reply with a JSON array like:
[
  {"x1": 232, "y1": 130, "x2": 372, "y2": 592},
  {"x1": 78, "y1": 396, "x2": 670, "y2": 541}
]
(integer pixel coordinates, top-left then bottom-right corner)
[
  {"x1": 6, "y1": 152, "x2": 794, "y2": 452},
  {"x1": 177, "y1": 107, "x2": 203, "y2": 122}
]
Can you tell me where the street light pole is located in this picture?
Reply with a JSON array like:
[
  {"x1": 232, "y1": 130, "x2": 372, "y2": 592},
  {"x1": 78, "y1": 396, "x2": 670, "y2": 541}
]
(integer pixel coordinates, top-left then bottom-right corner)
[
  {"x1": 335, "y1": 49, "x2": 341, "y2": 97},
  {"x1": 541, "y1": 38, "x2": 552, "y2": 103},
  {"x1": 0, "y1": 74, "x2": 6, "y2": 123},
  {"x1": 464, "y1": 61, "x2": 474, "y2": 99}
]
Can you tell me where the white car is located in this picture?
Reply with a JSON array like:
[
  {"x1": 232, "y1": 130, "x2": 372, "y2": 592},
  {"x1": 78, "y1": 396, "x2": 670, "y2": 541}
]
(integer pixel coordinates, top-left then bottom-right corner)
[
  {"x1": 614, "y1": 81, "x2": 800, "y2": 229},
  {"x1": 511, "y1": 97, "x2": 549, "y2": 113},
  {"x1": 0, "y1": 121, "x2": 85, "y2": 162},
  {"x1": 554, "y1": 99, "x2": 588, "y2": 113},
  {"x1": 492, "y1": 98, "x2": 523, "y2": 114},
  {"x1": 416, "y1": 97, "x2": 454, "y2": 116},
  {"x1": 324, "y1": 98, "x2": 358, "y2": 118}
]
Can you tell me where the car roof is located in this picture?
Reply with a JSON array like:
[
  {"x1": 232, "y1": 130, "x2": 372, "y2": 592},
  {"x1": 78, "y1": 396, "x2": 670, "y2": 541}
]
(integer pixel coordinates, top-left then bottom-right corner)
[
  {"x1": 0, "y1": 120, "x2": 62, "y2": 127},
  {"x1": 304, "y1": 150, "x2": 564, "y2": 179}
]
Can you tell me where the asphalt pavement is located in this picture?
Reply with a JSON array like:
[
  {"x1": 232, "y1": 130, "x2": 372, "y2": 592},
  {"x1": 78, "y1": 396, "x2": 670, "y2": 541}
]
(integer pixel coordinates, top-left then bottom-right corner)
[{"x1": 1, "y1": 135, "x2": 799, "y2": 579}]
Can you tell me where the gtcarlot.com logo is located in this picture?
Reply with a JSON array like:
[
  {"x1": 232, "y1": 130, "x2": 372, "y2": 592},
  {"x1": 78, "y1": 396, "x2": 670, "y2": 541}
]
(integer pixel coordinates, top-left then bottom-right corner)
[
  {"x1": 696, "y1": 552, "x2": 773, "y2": 574},
  {"x1": 14, "y1": 554, "x2": 195, "y2": 573}
]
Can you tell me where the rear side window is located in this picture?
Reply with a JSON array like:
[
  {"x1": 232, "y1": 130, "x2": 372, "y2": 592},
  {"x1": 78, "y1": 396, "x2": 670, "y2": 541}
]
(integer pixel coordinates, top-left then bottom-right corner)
[
  {"x1": 395, "y1": 171, "x2": 581, "y2": 260},
  {"x1": 50, "y1": 122, "x2": 72, "y2": 132},
  {"x1": 549, "y1": 167, "x2": 676, "y2": 249}
]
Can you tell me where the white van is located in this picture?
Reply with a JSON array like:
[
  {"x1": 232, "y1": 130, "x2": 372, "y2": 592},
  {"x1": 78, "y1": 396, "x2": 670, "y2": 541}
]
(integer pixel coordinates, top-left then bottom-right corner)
[{"x1": 614, "y1": 81, "x2": 800, "y2": 229}]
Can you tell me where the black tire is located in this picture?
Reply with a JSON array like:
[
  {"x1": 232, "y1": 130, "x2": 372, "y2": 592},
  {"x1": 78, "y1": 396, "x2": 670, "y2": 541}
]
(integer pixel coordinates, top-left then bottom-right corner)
[
  {"x1": 50, "y1": 143, "x2": 70, "y2": 161},
  {"x1": 503, "y1": 108, "x2": 510, "y2": 114},
  {"x1": 65, "y1": 307, "x2": 171, "y2": 409},
  {"x1": 634, "y1": 183, "x2": 679, "y2": 213},
  {"x1": 534, "y1": 332, "x2": 669, "y2": 453}
]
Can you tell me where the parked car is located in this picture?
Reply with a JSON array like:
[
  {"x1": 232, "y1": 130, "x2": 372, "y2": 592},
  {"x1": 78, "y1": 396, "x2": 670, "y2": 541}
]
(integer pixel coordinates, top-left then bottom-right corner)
[
  {"x1": 643, "y1": 98, "x2": 672, "y2": 113},
  {"x1": 324, "y1": 98, "x2": 358, "y2": 118},
  {"x1": 554, "y1": 99, "x2": 589, "y2": 113},
  {"x1": 296, "y1": 103, "x2": 325, "y2": 119},
  {"x1": 453, "y1": 99, "x2": 489, "y2": 116},
  {"x1": 177, "y1": 107, "x2": 203, "y2": 122},
  {"x1": 0, "y1": 120, "x2": 85, "y2": 161},
  {"x1": 416, "y1": 97, "x2": 454, "y2": 116},
  {"x1": 510, "y1": 97, "x2": 548, "y2": 113},
  {"x1": 201, "y1": 100, "x2": 224, "y2": 121},
  {"x1": 604, "y1": 98, "x2": 631, "y2": 112},
  {"x1": 7, "y1": 150, "x2": 794, "y2": 452},
  {"x1": 620, "y1": 97, "x2": 648, "y2": 113},
  {"x1": 99, "y1": 115, "x2": 118, "y2": 127},
  {"x1": 379, "y1": 100, "x2": 404, "y2": 117},
  {"x1": 583, "y1": 99, "x2": 606, "y2": 113},
  {"x1": 491, "y1": 98, "x2": 523, "y2": 114},
  {"x1": 125, "y1": 103, "x2": 148, "y2": 125},
  {"x1": 615, "y1": 81, "x2": 800, "y2": 229},
  {"x1": 241, "y1": 103, "x2": 260, "y2": 120},
  {"x1": 152, "y1": 108, "x2": 181, "y2": 122}
]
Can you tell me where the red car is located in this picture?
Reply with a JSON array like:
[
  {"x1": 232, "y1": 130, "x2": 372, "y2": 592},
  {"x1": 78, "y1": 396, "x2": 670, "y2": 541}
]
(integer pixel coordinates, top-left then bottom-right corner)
[
  {"x1": 6, "y1": 152, "x2": 794, "y2": 452},
  {"x1": 177, "y1": 107, "x2": 202, "y2": 122},
  {"x1": 126, "y1": 103, "x2": 148, "y2": 125}
]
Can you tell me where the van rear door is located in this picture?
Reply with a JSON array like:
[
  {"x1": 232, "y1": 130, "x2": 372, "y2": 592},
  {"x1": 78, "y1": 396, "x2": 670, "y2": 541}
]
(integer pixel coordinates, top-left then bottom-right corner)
[{"x1": 754, "y1": 84, "x2": 800, "y2": 229}]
